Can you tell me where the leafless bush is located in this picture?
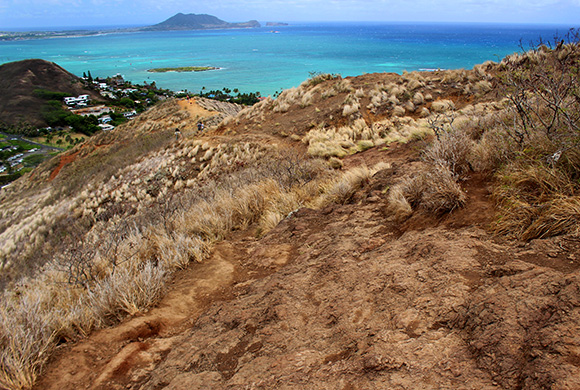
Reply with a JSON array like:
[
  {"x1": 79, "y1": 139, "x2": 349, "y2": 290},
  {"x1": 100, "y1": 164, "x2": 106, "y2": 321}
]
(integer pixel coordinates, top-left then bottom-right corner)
[{"x1": 499, "y1": 40, "x2": 580, "y2": 153}]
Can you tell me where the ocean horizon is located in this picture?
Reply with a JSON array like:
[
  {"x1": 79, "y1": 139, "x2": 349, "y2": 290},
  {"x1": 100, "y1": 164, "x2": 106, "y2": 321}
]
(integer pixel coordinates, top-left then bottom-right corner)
[{"x1": 0, "y1": 21, "x2": 575, "y2": 96}]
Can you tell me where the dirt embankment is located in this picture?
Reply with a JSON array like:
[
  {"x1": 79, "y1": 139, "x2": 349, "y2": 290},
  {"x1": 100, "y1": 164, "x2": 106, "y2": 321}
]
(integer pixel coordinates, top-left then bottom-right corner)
[{"x1": 34, "y1": 142, "x2": 580, "y2": 390}]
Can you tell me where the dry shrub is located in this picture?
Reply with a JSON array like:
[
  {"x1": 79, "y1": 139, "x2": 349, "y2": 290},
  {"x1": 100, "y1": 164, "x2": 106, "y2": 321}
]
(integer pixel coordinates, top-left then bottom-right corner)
[
  {"x1": 300, "y1": 91, "x2": 315, "y2": 108},
  {"x1": 471, "y1": 128, "x2": 513, "y2": 172},
  {"x1": 442, "y1": 69, "x2": 467, "y2": 84},
  {"x1": 423, "y1": 129, "x2": 473, "y2": 177},
  {"x1": 334, "y1": 78, "x2": 353, "y2": 93},
  {"x1": 419, "y1": 107, "x2": 430, "y2": 118},
  {"x1": 303, "y1": 73, "x2": 339, "y2": 87},
  {"x1": 355, "y1": 88, "x2": 366, "y2": 98},
  {"x1": 406, "y1": 78, "x2": 424, "y2": 91},
  {"x1": 392, "y1": 106, "x2": 406, "y2": 117},
  {"x1": 258, "y1": 191, "x2": 303, "y2": 234},
  {"x1": 273, "y1": 101, "x2": 290, "y2": 113},
  {"x1": 303, "y1": 119, "x2": 381, "y2": 158},
  {"x1": 307, "y1": 142, "x2": 349, "y2": 159},
  {"x1": 394, "y1": 165, "x2": 466, "y2": 215},
  {"x1": 357, "y1": 140, "x2": 375, "y2": 151},
  {"x1": 413, "y1": 92, "x2": 425, "y2": 105},
  {"x1": 328, "y1": 157, "x2": 343, "y2": 169},
  {"x1": 343, "y1": 103, "x2": 361, "y2": 117},
  {"x1": 473, "y1": 80, "x2": 493, "y2": 95}
]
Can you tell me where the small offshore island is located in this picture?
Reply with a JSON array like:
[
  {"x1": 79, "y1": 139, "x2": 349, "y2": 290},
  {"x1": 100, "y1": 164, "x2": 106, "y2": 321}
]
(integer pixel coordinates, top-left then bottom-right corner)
[{"x1": 147, "y1": 66, "x2": 219, "y2": 73}]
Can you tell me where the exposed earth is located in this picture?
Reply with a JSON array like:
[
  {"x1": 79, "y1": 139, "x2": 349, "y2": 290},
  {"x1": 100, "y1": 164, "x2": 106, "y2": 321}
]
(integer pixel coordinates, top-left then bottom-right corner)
[{"x1": 33, "y1": 139, "x2": 580, "y2": 390}]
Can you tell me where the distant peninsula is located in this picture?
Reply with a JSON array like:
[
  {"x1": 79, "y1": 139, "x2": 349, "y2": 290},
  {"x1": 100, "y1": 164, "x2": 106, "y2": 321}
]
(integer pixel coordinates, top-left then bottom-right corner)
[
  {"x1": 141, "y1": 13, "x2": 261, "y2": 31},
  {"x1": 0, "y1": 13, "x2": 261, "y2": 41},
  {"x1": 147, "y1": 66, "x2": 219, "y2": 73}
]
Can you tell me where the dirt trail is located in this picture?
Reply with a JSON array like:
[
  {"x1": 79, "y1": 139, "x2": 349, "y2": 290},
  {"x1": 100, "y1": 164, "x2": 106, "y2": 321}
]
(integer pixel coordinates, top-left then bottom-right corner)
[
  {"x1": 34, "y1": 242, "x2": 242, "y2": 390},
  {"x1": 34, "y1": 144, "x2": 580, "y2": 390},
  {"x1": 176, "y1": 98, "x2": 215, "y2": 119}
]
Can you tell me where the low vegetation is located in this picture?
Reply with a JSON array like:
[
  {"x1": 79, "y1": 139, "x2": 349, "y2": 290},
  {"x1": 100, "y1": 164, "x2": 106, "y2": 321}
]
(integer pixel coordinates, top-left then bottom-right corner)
[{"x1": 148, "y1": 66, "x2": 219, "y2": 73}]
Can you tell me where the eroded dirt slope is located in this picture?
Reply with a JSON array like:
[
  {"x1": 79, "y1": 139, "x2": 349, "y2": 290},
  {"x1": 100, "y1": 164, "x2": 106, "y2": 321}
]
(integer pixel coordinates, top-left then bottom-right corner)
[{"x1": 34, "y1": 142, "x2": 580, "y2": 390}]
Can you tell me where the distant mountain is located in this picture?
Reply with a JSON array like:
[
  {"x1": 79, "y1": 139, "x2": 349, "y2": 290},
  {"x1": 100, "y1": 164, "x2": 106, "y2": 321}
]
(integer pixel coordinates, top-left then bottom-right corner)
[
  {"x1": 143, "y1": 13, "x2": 261, "y2": 31},
  {"x1": 0, "y1": 59, "x2": 102, "y2": 128}
]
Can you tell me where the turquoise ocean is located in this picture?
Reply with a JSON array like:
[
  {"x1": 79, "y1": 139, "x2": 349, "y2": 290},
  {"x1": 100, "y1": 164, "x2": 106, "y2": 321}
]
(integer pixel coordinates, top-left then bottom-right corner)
[{"x1": 0, "y1": 22, "x2": 574, "y2": 96}]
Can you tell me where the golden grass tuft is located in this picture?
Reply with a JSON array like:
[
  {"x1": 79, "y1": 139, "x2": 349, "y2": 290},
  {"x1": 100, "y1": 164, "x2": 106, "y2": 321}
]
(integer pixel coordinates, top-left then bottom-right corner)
[
  {"x1": 311, "y1": 164, "x2": 385, "y2": 208},
  {"x1": 393, "y1": 165, "x2": 466, "y2": 215},
  {"x1": 431, "y1": 99, "x2": 455, "y2": 113},
  {"x1": 521, "y1": 197, "x2": 580, "y2": 240},
  {"x1": 386, "y1": 185, "x2": 413, "y2": 221}
]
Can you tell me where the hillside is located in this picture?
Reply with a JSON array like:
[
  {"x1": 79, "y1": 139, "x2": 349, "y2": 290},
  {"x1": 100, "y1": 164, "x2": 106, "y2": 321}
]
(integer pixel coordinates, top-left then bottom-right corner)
[
  {"x1": 0, "y1": 59, "x2": 103, "y2": 129},
  {"x1": 143, "y1": 13, "x2": 261, "y2": 31},
  {"x1": 1, "y1": 41, "x2": 580, "y2": 390}
]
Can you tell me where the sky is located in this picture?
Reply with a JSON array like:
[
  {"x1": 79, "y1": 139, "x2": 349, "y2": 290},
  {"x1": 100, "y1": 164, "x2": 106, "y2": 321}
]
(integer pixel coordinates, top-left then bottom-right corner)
[{"x1": 1, "y1": 0, "x2": 579, "y2": 29}]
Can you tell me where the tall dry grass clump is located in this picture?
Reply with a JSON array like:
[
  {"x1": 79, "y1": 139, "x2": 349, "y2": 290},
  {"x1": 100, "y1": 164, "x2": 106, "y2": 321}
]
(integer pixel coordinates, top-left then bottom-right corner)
[
  {"x1": 389, "y1": 165, "x2": 466, "y2": 217},
  {"x1": 0, "y1": 292, "x2": 56, "y2": 390},
  {"x1": 492, "y1": 162, "x2": 579, "y2": 239},
  {"x1": 423, "y1": 128, "x2": 474, "y2": 177},
  {"x1": 311, "y1": 163, "x2": 390, "y2": 209}
]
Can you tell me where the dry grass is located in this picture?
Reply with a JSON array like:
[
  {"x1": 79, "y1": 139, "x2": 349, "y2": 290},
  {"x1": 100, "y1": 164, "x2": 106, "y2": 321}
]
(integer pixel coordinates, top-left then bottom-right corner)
[
  {"x1": 311, "y1": 163, "x2": 389, "y2": 208},
  {"x1": 431, "y1": 99, "x2": 455, "y2": 113},
  {"x1": 386, "y1": 185, "x2": 413, "y2": 221},
  {"x1": 521, "y1": 197, "x2": 580, "y2": 239},
  {"x1": 0, "y1": 292, "x2": 56, "y2": 390},
  {"x1": 423, "y1": 128, "x2": 474, "y2": 177},
  {"x1": 391, "y1": 165, "x2": 466, "y2": 215},
  {"x1": 492, "y1": 162, "x2": 579, "y2": 239}
]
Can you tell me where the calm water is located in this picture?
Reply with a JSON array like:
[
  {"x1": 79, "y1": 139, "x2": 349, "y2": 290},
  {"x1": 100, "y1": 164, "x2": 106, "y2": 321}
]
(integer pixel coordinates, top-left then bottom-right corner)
[{"x1": 0, "y1": 22, "x2": 573, "y2": 96}]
